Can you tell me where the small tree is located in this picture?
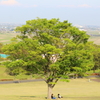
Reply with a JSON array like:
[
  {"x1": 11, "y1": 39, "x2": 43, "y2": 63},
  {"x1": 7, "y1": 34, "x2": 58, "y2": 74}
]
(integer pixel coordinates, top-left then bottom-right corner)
[
  {"x1": 2, "y1": 18, "x2": 94, "y2": 99},
  {"x1": 0, "y1": 43, "x2": 3, "y2": 53},
  {"x1": 0, "y1": 43, "x2": 4, "y2": 61}
]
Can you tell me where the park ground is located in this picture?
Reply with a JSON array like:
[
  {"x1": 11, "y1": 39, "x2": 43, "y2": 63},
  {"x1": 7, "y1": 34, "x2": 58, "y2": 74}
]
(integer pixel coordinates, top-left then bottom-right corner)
[{"x1": 0, "y1": 78, "x2": 100, "y2": 100}]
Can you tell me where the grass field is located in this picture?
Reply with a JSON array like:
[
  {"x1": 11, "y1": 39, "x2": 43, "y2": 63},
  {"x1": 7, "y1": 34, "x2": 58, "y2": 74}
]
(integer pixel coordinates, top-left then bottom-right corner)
[
  {"x1": 89, "y1": 37, "x2": 100, "y2": 45},
  {"x1": 0, "y1": 78, "x2": 100, "y2": 100},
  {"x1": 0, "y1": 33, "x2": 19, "y2": 44}
]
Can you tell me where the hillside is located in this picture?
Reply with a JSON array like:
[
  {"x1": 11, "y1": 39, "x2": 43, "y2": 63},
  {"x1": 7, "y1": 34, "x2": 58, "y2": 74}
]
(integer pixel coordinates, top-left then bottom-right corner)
[{"x1": 0, "y1": 33, "x2": 19, "y2": 44}]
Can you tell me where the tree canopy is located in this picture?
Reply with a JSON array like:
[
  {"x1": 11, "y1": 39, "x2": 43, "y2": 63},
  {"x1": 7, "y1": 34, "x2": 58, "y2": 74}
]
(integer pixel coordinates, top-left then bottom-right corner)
[{"x1": 2, "y1": 18, "x2": 94, "y2": 99}]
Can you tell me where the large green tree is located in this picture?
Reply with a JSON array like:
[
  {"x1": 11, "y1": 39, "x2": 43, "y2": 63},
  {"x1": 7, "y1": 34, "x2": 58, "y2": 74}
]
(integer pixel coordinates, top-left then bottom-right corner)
[{"x1": 3, "y1": 18, "x2": 94, "y2": 99}]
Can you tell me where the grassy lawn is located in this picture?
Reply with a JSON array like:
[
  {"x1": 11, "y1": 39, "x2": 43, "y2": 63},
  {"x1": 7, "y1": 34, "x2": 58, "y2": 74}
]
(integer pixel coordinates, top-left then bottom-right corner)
[
  {"x1": 0, "y1": 65, "x2": 100, "y2": 100},
  {"x1": 89, "y1": 37, "x2": 100, "y2": 45},
  {"x1": 0, "y1": 33, "x2": 20, "y2": 44},
  {"x1": 0, "y1": 78, "x2": 100, "y2": 100}
]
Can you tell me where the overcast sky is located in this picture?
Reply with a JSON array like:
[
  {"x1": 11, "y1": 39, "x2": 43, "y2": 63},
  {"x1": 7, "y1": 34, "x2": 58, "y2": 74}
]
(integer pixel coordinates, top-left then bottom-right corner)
[{"x1": 0, "y1": 0, "x2": 100, "y2": 26}]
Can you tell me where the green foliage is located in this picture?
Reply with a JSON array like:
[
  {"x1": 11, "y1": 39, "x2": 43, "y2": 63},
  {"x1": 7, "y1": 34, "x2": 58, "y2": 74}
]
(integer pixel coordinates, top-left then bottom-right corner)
[
  {"x1": 92, "y1": 44, "x2": 100, "y2": 72},
  {"x1": 3, "y1": 18, "x2": 93, "y2": 79},
  {"x1": 0, "y1": 43, "x2": 3, "y2": 53},
  {"x1": 2, "y1": 18, "x2": 94, "y2": 99}
]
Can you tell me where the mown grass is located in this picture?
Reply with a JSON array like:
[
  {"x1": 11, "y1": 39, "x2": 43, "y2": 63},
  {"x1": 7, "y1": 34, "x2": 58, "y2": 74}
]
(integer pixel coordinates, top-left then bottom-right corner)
[
  {"x1": 0, "y1": 79, "x2": 100, "y2": 100},
  {"x1": 0, "y1": 66, "x2": 100, "y2": 100}
]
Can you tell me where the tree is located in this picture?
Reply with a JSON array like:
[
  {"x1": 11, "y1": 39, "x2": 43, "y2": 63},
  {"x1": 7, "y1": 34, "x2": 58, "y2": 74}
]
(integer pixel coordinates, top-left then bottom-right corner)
[
  {"x1": 0, "y1": 43, "x2": 4, "y2": 61},
  {"x1": 92, "y1": 44, "x2": 100, "y2": 72},
  {"x1": 0, "y1": 43, "x2": 3, "y2": 53},
  {"x1": 2, "y1": 18, "x2": 94, "y2": 99}
]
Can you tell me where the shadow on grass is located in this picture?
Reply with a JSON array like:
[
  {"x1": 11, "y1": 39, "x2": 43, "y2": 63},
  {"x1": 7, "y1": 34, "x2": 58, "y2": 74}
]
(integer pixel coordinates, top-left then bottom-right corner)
[{"x1": 20, "y1": 96, "x2": 36, "y2": 98}]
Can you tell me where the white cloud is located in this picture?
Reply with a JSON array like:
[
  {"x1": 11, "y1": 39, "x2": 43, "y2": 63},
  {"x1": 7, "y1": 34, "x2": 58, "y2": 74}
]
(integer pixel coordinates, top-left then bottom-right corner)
[
  {"x1": 78, "y1": 4, "x2": 91, "y2": 8},
  {"x1": 58, "y1": 4, "x2": 92, "y2": 8},
  {"x1": 24, "y1": 4, "x2": 38, "y2": 8},
  {"x1": 32, "y1": 5, "x2": 38, "y2": 7},
  {"x1": 58, "y1": 5, "x2": 75, "y2": 8},
  {"x1": 0, "y1": 0, "x2": 20, "y2": 6}
]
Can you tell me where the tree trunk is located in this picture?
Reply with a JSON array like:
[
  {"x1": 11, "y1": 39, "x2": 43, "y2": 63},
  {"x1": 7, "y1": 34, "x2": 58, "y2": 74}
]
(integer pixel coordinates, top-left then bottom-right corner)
[{"x1": 47, "y1": 84, "x2": 53, "y2": 99}]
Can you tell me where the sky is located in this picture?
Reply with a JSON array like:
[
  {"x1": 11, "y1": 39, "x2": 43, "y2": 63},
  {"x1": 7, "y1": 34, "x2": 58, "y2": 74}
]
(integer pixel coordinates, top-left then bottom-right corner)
[{"x1": 0, "y1": 0, "x2": 100, "y2": 26}]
